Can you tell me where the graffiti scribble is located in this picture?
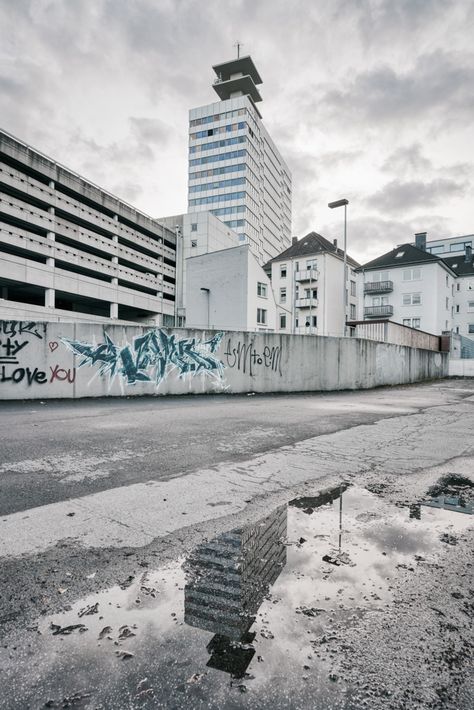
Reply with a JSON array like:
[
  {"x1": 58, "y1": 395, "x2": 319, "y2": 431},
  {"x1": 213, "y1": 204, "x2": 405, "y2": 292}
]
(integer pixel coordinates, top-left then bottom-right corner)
[
  {"x1": 0, "y1": 321, "x2": 44, "y2": 339},
  {"x1": 61, "y1": 329, "x2": 225, "y2": 386}
]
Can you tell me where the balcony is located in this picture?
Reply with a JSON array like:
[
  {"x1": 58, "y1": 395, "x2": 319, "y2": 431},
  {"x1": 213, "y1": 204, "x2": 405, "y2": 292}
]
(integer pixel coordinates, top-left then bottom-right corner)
[
  {"x1": 295, "y1": 269, "x2": 318, "y2": 282},
  {"x1": 295, "y1": 297, "x2": 318, "y2": 308},
  {"x1": 364, "y1": 280, "x2": 393, "y2": 294},
  {"x1": 364, "y1": 305, "x2": 394, "y2": 318}
]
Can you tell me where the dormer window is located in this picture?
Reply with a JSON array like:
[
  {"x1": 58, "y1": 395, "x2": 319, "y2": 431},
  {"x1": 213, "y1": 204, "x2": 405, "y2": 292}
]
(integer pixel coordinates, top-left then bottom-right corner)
[{"x1": 395, "y1": 251, "x2": 405, "y2": 258}]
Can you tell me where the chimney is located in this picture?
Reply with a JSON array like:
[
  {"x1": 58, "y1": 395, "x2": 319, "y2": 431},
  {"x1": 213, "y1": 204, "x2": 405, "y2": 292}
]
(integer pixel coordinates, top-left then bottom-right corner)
[
  {"x1": 465, "y1": 244, "x2": 472, "y2": 263},
  {"x1": 333, "y1": 239, "x2": 338, "y2": 249},
  {"x1": 292, "y1": 237, "x2": 298, "y2": 245},
  {"x1": 415, "y1": 232, "x2": 427, "y2": 251}
]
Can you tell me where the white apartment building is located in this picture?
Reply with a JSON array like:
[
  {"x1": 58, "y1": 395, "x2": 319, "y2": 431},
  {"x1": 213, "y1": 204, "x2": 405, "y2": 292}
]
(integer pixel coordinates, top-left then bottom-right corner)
[
  {"x1": 442, "y1": 248, "x2": 474, "y2": 337},
  {"x1": 265, "y1": 232, "x2": 359, "y2": 337},
  {"x1": 423, "y1": 233, "x2": 473, "y2": 256},
  {"x1": 188, "y1": 55, "x2": 292, "y2": 266},
  {"x1": 357, "y1": 240, "x2": 456, "y2": 335},
  {"x1": 186, "y1": 244, "x2": 276, "y2": 331},
  {"x1": 157, "y1": 211, "x2": 239, "y2": 326},
  {"x1": 0, "y1": 130, "x2": 176, "y2": 325}
]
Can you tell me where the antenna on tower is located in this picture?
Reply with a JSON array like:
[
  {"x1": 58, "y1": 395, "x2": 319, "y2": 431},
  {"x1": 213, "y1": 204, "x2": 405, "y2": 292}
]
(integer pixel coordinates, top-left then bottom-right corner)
[{"x1": 233, "y1": 40, "x2": 244, "y2": 58}]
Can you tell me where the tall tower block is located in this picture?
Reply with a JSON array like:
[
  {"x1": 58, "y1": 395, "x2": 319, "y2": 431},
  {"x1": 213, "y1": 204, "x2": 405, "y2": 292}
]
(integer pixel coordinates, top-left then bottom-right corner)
[{"x1": 188, "y1": 55, "x2": 292, "y2": 265}]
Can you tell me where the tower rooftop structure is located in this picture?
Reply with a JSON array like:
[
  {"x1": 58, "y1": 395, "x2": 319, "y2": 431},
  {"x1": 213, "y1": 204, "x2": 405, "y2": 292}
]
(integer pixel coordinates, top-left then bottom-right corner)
[
  {"x1": 212, "y1": 55, "x2": 263, "y2": 107},
  {"x1": 188, "y1": 53, "x2": 292, "y2": 265}
]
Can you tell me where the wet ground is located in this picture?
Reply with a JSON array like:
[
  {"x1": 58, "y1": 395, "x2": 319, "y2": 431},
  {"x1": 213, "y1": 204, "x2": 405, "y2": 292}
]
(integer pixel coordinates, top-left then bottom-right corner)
[{"x1": 2, "y1": 480, "x2": 473, "y2": 710}]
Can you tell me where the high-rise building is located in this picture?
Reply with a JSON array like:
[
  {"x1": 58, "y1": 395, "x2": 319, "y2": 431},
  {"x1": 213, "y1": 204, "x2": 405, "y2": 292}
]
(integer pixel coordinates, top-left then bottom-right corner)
[{"x1": 188, "y1": 55, "x2": 292, "y2": 265}]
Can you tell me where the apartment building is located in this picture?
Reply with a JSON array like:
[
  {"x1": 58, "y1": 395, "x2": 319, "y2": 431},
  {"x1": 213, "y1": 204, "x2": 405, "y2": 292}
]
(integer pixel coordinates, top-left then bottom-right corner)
[
  {"x1": 188, "y1": 55, "x2": 292, "y2": 265},
  {"x1": 423, "y1": 233, "x2": 473, "y2": 256},
  {"x1": 0, "y1": 130, "x2": 176, "y2": 324},
  {"x1": 357, "y1": 237, "x2": 456, "y2": 335},
  {"x1": 443, "y1": 247, "x2": 474, "y2": 337},
  {"x1": 265, "y1": 232, "x2": 359, "y2": 337}
]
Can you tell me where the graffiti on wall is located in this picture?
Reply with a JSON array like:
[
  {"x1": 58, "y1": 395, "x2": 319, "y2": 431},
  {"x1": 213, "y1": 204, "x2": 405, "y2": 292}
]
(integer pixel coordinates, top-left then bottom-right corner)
[
  {"x1": 0, "y1": 321, "x2": 48, "y2": 386},
  {"x1": 224, "y1": 338, "x2": 283, "y2": 377},
  {"x1": 0, "y1": 321, "x2": 76, "y2": 387},
  {"x1": 61, "y1": 329, "x2": 226, "y2": 387}
]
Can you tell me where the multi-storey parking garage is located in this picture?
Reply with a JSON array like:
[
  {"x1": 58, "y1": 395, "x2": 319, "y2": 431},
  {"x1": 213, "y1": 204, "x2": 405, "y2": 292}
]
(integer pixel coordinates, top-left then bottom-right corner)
[{"x1": 0, "y1": 130, "x2": 176, "y2": 324}]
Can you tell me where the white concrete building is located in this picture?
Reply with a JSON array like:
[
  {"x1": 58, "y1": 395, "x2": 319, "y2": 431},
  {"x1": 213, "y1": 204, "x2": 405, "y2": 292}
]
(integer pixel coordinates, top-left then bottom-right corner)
[
  {"x1": 442, "y1": 247, "x2": 474, "y2": 337},
  {"x1": 188, "y1": 55, "x2": 292, "y2": 266},
  {"x1": 0, "y1": 130, "x2": 176, "y2": 324},
  {"x1": 186, "y1": 244, "x2": 276, "y2": 332},
  {"x1": 357, "y1": 239, "x2": 456, "y2": 335},
  {"x1": 264, "y1": 232, "x2": 359, "y2": 337},
  {"x1": 423, "y1": 233, "x2": 473, "y2": 256},
  {"x1": 157, "y1": 211, "x2": 239, "y2": 326}
]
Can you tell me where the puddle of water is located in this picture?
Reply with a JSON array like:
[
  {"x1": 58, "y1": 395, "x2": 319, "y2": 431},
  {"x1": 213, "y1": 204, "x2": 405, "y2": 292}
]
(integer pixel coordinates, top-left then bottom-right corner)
[{"x1": 1, "y1": 486, "x2": 472, "y2": 709}]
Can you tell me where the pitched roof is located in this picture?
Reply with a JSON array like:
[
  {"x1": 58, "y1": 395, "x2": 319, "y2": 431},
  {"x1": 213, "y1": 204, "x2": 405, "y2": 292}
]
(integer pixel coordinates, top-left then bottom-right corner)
[
  {"x1": 358, "y1": 243, "x2": 447, "y2": 271},
  {"x1": 264, "y1": 232, "x2": 360, "y2": 269},
  {"x1": 442, "y1": 254, "x2": 474, "y2": 276}
]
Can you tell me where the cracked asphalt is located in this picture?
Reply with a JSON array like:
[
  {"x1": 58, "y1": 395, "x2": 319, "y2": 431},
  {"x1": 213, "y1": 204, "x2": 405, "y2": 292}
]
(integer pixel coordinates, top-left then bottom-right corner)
[{"x1": 1, "y1": 378, "x2": 473, "y2": 709}]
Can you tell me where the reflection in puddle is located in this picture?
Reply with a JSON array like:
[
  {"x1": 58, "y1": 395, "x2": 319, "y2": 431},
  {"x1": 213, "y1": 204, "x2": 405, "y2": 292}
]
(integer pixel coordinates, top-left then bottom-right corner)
[{"x1": 1, "y1": 486, "x2": 473, "y2": 709}]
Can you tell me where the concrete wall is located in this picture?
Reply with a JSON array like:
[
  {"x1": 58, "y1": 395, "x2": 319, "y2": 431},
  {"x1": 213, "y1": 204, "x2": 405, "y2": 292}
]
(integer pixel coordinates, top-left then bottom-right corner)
[
  {"x1": 0, "y1": 319, "x2": 448, "y2": 400},
  {"x1": 349, "y1": 320, "x2": 440, "y2": 351},
  {"x1": 449, "y1": 359, "x2": 474, "y2": 377}
]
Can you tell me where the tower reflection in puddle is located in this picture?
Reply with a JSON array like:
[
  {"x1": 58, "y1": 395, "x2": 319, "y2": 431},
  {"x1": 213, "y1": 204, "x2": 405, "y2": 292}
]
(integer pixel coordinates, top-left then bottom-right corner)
[{"x1": 184, "y1": 505, "x2": 287, "y2": 677}]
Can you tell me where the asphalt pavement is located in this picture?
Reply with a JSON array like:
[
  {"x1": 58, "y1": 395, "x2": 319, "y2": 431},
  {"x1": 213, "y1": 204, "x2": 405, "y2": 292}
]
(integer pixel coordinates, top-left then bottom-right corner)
[{"x1": 1, "y1": 379, "x2": 473, "y2": 709}]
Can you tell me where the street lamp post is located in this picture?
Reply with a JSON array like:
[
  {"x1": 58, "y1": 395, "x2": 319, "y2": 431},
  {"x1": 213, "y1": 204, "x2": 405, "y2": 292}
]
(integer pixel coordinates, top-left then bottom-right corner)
[{"x1": 328, "y1": 198, "x2": 349, "y2": 337}]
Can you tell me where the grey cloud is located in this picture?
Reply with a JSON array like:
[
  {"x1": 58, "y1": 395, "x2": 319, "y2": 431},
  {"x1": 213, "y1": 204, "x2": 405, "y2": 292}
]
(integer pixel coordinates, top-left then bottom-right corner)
[
  {"x1": 381, "y1": 144, "x2": 432, "y2": 176},
  {"x1": 369, "y1": 178, "x2": 467, "y2": 213},
  {"x1": 312, "y1": 50, "x2": 474, "y2": 130},
  {"x1": 130, "y1": 117, "x2": 172, "y2": 146},
  {"x1": 321, "y1": 214, "x2": 453, "y2": 265}
]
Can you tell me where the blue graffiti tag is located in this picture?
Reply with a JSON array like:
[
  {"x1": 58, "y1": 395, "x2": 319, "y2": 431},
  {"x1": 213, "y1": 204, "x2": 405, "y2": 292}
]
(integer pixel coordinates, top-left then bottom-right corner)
[{"x1": 61, "y1": 329, "x2": 225, "y2": 386}]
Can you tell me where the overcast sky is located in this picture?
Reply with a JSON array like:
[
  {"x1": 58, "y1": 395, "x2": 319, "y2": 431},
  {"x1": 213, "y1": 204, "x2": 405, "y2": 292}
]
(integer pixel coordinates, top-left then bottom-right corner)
[{"x1": 1, "y1": 0, "x2": 473, "y2": 263}]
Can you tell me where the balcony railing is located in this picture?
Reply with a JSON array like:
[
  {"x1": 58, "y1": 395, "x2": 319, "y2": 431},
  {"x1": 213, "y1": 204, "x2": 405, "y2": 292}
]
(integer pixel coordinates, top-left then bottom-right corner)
[
  {"x1": 364, "y1": 305, "x2": 394, "y2": 318},
  {"x1": 295, "y1": 297, "x2": 318, "y2": 308},
  {"x1": 295, "y1": 326, "x2": 318, "y2": 335},
  {"x1": 364, "y1": 280, "x2": 394, "y2": 294},
  {"x1": 295, "y1": 269, "x2": 318, "y2": 282}
]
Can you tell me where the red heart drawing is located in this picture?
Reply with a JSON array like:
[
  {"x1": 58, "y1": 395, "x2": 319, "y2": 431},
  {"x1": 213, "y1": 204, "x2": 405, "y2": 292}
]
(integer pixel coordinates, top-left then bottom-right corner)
[{"x1": 49, "y1": 341, "x2": 59, "y2": 352}]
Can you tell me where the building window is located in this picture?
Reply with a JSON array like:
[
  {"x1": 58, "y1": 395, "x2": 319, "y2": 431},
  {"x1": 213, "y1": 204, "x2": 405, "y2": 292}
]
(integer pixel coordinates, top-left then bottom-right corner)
[
  {"x1": 372, "y1": 270, "x2": 389, "y2": 282},
  {"x1": 468, "y1": 301, "x2": 474, "y2": 311},
  {"x1": 280, "y1": 287, "x2": 286, "y2": 303},
  {"x1": 469, "y1": 325, "x2": 474, "y2": 334},
  {"x1": 350, "y1": 280, "x2": 356, "y2": 297},
  {"x1": 280, "y1": 314, "x2": 286, "y2": 329},
  {"x1": 457, "y1": 283, "x2": 460, "y2": 291},
  {"x1": 191, "y1": 223, "x2": 197, "y2": 231},
  {"x1": 350, "y1": 304, "x2": 356, "y2": 319},
  {"x1": 280, "y1": 264, "x2": 287, "y2": 278},
  {"x1": 306, "y1": 259, "x2": 317, "y2": 270},
  {"x1": 257, "y1": 308, "x2": 267, "y2": 325},
  {"x1": 403, "y1": 292, "x2": 421, "y2": 305},
  {"x1": 446, "y1": 275, "x2": 449, "y2": 286},
  {"x1": 403, "y1": 318, "x2": 421, "y2": 329},
  {"x1": 257, "y1": 282, "x2": 267, "y2": 298},
  {"x1": 373, "y1": 296, "x2": 388, "y2": 306},
  {"x1": 456, "y1": 305, "x2": 460, "y2": 313},
  {"x1": 446, "y1": 297, "x2": 449, "y2": 310},
  {"x1": 403, "y1": 268, "x2": 421, "y2": 281},
  {"x1": 191, "y1": 239, "x2": 197, "y2": 248}
]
